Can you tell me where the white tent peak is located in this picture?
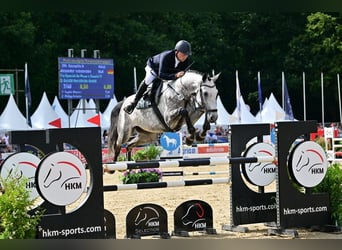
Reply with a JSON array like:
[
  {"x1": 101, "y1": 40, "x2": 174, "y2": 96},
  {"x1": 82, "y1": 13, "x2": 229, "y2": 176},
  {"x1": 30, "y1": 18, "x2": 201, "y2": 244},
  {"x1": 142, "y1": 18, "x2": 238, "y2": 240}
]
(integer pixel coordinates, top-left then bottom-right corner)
[
  {"x1": 70, "y1": 99, "x2": 98, "y2": 128},
  {"x1": 52, "y1": 96, "x2": 69, "y2": 128},
  {"x1": 0, "y1": 95, "x2": 31, "y2": 130},
  {"x1": 31, "y1": 92, "x2": 61, "y2": 129},
  {"x1": 101, "y1": 95, "x2": 118, "y2": 130},
  {"x1": 195, "y1": 95, "x2": 236, "y2": 126}
]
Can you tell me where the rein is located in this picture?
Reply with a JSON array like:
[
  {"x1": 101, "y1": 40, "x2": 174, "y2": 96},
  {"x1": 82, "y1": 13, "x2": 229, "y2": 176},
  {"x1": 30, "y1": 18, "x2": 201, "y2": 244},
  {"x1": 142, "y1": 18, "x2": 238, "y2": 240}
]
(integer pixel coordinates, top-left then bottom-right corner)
[
  {"x1": 169, "y1": 76, "x2": 217, "y2": 113},
  {"x1": 155, "y1": 72, "x2": 218, "y2": 132}
]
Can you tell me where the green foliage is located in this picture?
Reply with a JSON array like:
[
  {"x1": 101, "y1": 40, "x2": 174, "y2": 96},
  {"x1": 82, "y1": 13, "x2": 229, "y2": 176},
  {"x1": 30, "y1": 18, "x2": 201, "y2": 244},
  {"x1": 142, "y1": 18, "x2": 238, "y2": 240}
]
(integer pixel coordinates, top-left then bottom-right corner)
[
  {"x1": 313, "y1": 163, "x2": 342, "y2": 226},
  {"x1": 0, "y1": 12, "x2": 341, "y2": 121},
  {"x1": 0, "y1": 174, "x2": 43, "y2": 239},
  {"x1": 119, "y1": 144, "x2": 163, "y2": 183},
  {"x1": 120, "y1": 168, "x2": 162, "y2": 184},
  {"x1": 117, "y1": 154, "x2": 127, "y2": 161},
  {"x1": 131, "y1": 144, "x2": 163, "y2": 161},
  {"x1": 117, "y1": 144, "x2": 163, "y2": 161},
  {"x1": 315, "y1": 136, "x2": 326, "y2": 150}
]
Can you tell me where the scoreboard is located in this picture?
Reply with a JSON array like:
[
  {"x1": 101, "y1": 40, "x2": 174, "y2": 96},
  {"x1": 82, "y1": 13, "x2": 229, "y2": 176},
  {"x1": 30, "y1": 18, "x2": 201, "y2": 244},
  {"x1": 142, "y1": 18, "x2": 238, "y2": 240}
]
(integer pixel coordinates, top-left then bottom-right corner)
[{"x1": 58, "y1": 57, "x2": 114, "y2": 99}]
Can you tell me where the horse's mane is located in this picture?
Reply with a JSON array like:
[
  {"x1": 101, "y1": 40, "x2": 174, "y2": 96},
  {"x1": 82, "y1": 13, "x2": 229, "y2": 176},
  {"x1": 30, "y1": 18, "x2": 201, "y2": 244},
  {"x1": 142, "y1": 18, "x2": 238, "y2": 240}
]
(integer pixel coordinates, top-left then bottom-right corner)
[{"x1": 186, "y1": 70, "x2": 204, "y2": 76}]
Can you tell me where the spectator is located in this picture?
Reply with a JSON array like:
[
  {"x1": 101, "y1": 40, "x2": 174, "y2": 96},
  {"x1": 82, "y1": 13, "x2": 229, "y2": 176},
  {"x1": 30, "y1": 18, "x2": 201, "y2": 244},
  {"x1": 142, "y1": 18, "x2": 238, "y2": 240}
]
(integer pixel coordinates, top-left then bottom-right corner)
[
  {"x1": 1, "y1": 132, "x2": 12, "y2": 152},
  {"x1": 102, "y1": 130, "x2": 108, "y2": 147},
  {"x1": 214, "y1": 125, "x2": 224, "y2": 136},
  {"x1": 205, "y1": 132, "x2": 217, "y2": 143}
]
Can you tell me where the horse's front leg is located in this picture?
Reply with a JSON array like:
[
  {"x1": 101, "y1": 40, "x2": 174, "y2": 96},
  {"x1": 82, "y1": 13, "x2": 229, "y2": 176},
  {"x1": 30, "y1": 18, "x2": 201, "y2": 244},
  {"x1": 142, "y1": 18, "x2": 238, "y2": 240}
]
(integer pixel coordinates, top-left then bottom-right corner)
[
  {"x1": 185, "y1": 133, "x2": 195, "y2": 146},
  {"x1": 196, "y1": 117, "x2": 210, "y2": 141},
  {"x1": 177, "y1": 108, "x2": 197, "y2": 146},
  {"x1": 178, "y1": 108, "x2": 195, "y2": 135}
]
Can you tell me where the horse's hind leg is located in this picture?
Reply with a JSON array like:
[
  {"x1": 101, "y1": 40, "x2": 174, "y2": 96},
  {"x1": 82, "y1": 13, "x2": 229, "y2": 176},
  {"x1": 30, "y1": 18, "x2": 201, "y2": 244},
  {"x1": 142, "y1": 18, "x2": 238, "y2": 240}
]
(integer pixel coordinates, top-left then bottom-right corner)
[
  {"x1": 126, "y1": 150, "x2": 132, "y2": 161},
  {"x1": 125, "y1": 131, "x2": 159, "y2": 160},
  {"x1": 103, "y1": 147, "x2": 119, "y2": 174}
]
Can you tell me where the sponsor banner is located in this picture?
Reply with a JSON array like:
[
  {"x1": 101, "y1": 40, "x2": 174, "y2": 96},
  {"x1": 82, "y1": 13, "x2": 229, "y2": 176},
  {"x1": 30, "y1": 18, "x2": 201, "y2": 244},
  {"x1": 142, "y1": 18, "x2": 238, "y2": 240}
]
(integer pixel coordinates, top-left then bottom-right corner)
[
  {"x1": 182, "y1": 143, "x2": 229, "y2": 159},
  {"x1": 182, "y1": 146, "x2": 198, "y2": 155},
  {"x1": 66, "y1": 143, "x2": 229, "y2": 164},
  {"x1": 197, "y1": 143, "x2": 229, "y2": 154}
]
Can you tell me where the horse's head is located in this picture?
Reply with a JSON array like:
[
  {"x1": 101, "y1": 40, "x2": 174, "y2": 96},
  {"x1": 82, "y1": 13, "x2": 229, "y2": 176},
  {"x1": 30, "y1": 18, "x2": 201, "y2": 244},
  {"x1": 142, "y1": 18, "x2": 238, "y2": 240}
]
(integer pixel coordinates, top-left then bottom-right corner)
[{"x1": 195, "y1": 72, "x2": 220, "y2": 123}]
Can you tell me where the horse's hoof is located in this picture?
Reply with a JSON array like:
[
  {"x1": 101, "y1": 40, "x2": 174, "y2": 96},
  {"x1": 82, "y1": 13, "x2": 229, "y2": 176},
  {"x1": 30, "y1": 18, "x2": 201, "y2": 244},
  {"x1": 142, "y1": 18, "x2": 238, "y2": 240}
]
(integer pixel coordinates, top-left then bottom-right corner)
[
  {"x1": 195, "y1": 134, "x2": 205, "y2": 141},
  {"x1": 185, "y1": 138, "x2": 193, "y2": 146}
]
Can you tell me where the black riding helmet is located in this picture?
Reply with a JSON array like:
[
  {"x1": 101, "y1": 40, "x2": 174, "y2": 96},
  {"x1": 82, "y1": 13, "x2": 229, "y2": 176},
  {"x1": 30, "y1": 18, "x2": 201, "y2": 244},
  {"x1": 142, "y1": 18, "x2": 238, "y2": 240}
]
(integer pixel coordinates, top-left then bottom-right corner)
[{"x1": 175, "y1": 40, "x2": 192, "y2": 56}]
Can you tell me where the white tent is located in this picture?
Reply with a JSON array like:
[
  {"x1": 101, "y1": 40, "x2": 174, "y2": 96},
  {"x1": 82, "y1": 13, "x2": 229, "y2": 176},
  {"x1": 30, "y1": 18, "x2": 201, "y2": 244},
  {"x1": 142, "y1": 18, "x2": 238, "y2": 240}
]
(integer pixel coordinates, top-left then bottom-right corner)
[
  {"x1": 265, "y1": 93, "x2": 286, "y2": 120},
  {"x1": 0, "y1": 95, "x2": 31, "y2": 130},
  {"x1": 69, "y1": 99, "x2": 98, "y2": 128},
  {"x1": 31, "y1": 92, "x2": 61, "y2": 129},
  {"x1": 231, "y1": 96, "x2": 258, "y2": 124},
  {"x1": 195, "y1": 95, "x2": 236, "y2": 126},
  {"x1": 52, "y1": 96, "x2": 69, "y2": 128},
  {"x1": 101, "y1": 95, "x2": 118, "y2": 130},
  {"x1": 255, "y1": 93, "x2": 286, "y2": 122},
  {"x1": 88, "y1": 99, "x2": 97, "y2": 109}
]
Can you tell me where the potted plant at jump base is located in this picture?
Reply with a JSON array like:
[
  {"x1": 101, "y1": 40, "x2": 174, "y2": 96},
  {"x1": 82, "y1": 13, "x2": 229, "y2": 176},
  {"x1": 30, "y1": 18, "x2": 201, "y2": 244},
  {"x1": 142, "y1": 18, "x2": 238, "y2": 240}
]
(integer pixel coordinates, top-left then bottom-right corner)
[
  {"x1": 119, "y1": 144, "x2": 163, "y2": 184},
  {"x1": 120, "y1": 168, "x2": 162, "y2": 184},
  {"x1": 0, "y1": 174, "x2": 44, "y2": 239},
  {"x1": 313, "y1": 163, "x2": 342, "y2": 229}
]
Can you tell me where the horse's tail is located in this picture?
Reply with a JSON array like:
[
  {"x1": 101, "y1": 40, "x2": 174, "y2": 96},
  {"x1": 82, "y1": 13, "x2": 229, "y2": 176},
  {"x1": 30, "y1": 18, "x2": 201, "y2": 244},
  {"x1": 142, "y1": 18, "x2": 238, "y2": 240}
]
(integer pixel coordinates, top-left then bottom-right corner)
[{"x1": 107, "y1": 100, "x2": 124, "y2": 156}]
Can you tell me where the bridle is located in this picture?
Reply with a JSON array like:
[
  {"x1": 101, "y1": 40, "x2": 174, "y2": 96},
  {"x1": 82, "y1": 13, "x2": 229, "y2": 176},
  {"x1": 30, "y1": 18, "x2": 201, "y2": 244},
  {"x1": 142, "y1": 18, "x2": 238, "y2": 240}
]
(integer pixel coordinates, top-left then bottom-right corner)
[
  {"x1": 168, "y1": 74, "x2": 218, "y2": 112},
  {"x1": 196, "y1": 81, "x2": 218, "y2": 113}
]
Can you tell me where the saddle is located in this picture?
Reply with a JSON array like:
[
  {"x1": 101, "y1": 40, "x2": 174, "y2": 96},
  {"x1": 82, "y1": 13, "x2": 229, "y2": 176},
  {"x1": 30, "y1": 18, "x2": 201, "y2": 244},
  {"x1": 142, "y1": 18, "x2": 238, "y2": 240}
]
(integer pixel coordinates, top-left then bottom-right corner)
[{"x1": 136, "y1": 79, "x2": 163, "y2": 109}]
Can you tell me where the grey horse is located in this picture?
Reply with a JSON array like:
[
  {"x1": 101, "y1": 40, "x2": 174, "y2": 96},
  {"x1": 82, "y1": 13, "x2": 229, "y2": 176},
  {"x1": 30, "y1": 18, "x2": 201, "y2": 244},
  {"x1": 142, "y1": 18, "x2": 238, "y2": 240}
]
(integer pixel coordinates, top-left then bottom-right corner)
[{"x1": 107, "y1": 70, "x2": 220, "y2": 162}]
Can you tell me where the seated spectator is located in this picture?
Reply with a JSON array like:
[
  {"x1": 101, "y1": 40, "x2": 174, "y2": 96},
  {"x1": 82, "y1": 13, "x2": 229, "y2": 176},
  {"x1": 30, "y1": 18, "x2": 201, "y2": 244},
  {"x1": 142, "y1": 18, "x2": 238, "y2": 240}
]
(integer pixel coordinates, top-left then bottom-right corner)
[
  {"x1": 214, "y1": 125, "x2": 224, "y2": 136},
  {"x1": 1, "y1": 132, "x2": 12, "y2": 152},
  {"x1": 102, "y1": 130, "x2": 108, "y2": 147},
  {"x1": 205, "y1": 132, "x2": 218, "y2": 143}
]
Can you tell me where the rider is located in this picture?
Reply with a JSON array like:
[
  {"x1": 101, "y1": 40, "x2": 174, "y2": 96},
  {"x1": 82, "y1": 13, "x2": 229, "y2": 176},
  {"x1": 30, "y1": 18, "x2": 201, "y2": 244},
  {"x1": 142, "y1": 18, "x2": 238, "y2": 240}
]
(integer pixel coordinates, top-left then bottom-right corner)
[{"x1": 124, "y1": 40, "x2": 192, "y2": 114}]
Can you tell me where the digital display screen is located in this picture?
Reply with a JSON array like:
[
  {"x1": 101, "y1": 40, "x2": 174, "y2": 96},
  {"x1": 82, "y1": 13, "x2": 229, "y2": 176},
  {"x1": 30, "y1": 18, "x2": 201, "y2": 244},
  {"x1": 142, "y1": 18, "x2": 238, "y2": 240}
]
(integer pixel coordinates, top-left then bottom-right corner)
[{"x1": 58, "y1": 57, "x2": 114, "y2": 99}]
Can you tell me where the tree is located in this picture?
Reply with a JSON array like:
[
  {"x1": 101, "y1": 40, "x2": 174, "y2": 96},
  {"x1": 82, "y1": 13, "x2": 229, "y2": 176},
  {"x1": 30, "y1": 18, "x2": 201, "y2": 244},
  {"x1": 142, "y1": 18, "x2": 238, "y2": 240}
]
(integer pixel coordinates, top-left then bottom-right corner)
[{"x1": 285, "y1": 12, "x2": 342, "y2": 121}]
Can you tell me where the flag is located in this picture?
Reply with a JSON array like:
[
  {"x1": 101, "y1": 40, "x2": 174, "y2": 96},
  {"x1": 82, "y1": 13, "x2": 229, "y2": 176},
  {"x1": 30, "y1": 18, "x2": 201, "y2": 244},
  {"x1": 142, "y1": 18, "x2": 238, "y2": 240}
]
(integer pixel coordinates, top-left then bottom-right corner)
[
  {"x1": 235, "y1": 70, "x2": 241, "y2": 122},
  {"x1": 282, "y1": 72, "x2": 294, "y2": 120},
  {"x1": 25, "y1": 62, "x2": 32, "y2": 127},
  {"x1": 87, "y1": 114, "x2": 101, "y2": 126},
  {"x1": 257, "y1": 71, "x2": 263, "y2": 112},
  {"x1": 48, "y1": 118, "x2": 62, "y2": 128}
]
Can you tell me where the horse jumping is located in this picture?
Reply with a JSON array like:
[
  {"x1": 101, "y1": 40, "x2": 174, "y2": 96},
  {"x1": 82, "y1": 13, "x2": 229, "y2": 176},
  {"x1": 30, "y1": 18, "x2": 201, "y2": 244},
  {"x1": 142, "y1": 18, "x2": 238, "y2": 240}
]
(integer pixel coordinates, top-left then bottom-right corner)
[{"x1": 107, "y1": 70, "x2": 220, "y2": 162}]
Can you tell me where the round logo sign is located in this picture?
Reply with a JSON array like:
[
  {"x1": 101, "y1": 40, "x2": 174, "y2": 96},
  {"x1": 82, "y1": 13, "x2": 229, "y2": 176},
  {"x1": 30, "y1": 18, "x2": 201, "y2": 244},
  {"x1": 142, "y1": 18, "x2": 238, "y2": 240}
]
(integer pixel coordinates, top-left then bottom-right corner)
[
  {"x1": 160, "y1": 132, "x2": 181, "y2": 151},
  {"x1": 36, "y1": 151, "x2": 87, "y2": 206},
  {"x1": 242, "y1": 142, "x2": 276, "y2": 186},
  {"x1": 288, "y1": 141, "x2": 328, "y2": 188},
  {"x1": 0, "y1": 152, "x2": 41, "y2": 200}
]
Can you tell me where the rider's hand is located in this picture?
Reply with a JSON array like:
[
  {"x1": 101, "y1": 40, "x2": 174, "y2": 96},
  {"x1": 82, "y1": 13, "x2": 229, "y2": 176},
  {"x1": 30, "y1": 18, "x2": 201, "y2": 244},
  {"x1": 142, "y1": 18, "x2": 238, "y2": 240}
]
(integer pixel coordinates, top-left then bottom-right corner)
[{"x1": 176, "y1": 71, "x2": 185, "y2": 78}]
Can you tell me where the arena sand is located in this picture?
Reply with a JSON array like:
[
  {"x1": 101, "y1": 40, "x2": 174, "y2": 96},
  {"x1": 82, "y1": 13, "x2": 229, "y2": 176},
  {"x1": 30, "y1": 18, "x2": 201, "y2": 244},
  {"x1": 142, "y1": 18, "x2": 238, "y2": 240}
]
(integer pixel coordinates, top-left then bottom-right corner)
[{"x1": 99, "y1": 164, "x2": 342, "y2": 239}]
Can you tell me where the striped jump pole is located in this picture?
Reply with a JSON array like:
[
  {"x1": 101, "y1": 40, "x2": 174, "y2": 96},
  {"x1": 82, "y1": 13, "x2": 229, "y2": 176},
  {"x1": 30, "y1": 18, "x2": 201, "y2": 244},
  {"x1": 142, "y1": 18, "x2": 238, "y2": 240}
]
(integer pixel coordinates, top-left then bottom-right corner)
[
  {"x1": 103, "y1": 156, "x2": 275, "y2": 172},
  {"x1": 161, "y1": 170, "x2": 229, "y2": 177},
  {"x1": 103, "y1": 177, "x2": 230, "y2": 192}
]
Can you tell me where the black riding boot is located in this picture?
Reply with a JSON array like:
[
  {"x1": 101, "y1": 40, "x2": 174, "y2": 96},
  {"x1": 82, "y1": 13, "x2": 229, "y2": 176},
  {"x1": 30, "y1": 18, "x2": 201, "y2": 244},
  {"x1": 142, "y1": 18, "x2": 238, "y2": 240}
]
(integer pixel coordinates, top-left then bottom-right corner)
[
  {"x1": 150, "y1": 79, "x2": 162, "y2": 103},
  {"x1": 124, "y1": 81, "x2": 148, "y2": 114}
]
